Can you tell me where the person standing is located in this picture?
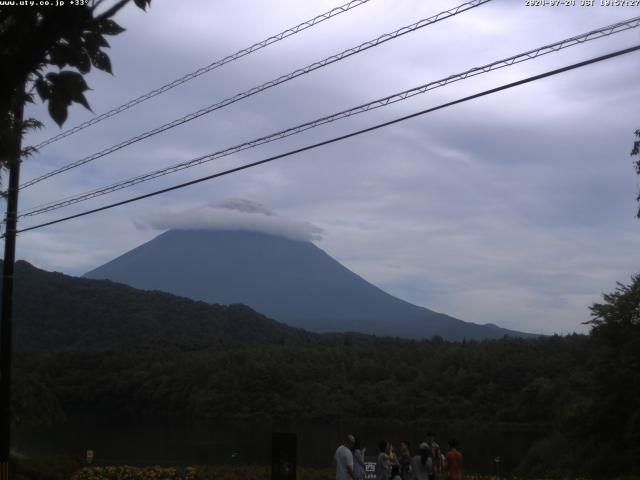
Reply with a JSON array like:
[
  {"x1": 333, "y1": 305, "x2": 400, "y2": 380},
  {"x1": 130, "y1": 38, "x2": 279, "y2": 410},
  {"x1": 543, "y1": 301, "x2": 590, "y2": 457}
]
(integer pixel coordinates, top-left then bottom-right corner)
[
  {"x1": 353, "y1": 437, "x2": 367, "y2": 480},
  {"x1": 336, "y1": 434, "x2": 356, "y2": 480},
  {"x1": 410, "y1": 443, "x2": 432, "y2": 480},
  {"x1": 375, "y1": 440, "x2": 395, "y2": 480},
  {"x1": 445, "y1": 439, "x2": 462, "y2": 480},
  {"x1": 424, "y1": 432, "x2": 441, "y2": 480},
  {"x1": 398, "y1": 441, "x2": 412, "y2": 479}
]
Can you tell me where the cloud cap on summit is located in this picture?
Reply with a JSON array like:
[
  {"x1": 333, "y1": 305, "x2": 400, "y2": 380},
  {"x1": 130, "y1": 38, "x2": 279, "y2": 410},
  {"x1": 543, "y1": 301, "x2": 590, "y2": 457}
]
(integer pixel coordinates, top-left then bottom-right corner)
[{"x1": 145, "y1": 199, "x2": 324, "y2": 242}]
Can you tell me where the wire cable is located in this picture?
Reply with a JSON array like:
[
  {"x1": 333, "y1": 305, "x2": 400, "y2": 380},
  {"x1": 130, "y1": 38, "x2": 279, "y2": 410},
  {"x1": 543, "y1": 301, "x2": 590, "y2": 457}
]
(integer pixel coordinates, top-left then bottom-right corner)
[
  {"x1": 20, "y1": 0, "x2": 492, "y2": 190},
  {"x1": 18, "y1": 15, "x2": 640, "y2": 218},
  {"x1": 30, "y1": 0, "x2": 373, "y2": 151},
  {"x1": 13, "y1": 44, "x2": 640, "y2": 236}
]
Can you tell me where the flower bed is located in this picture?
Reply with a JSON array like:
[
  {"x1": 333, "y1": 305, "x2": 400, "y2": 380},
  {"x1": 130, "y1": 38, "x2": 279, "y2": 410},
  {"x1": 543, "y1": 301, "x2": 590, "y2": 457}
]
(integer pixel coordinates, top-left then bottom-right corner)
[{"x1": 71, "y1": 465, "x2": 334, "y2": 480}]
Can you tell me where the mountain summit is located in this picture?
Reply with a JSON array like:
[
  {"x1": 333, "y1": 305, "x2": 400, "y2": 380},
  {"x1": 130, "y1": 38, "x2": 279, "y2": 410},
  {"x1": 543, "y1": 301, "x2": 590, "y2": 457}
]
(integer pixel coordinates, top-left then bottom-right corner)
[{"x1": 85, "y1": 228, "x2": 534, "y2": 340}]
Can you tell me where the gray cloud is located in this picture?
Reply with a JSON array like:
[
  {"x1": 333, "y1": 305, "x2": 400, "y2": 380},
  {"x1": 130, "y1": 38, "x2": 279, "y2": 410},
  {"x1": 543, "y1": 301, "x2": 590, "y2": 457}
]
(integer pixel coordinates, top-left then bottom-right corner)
[{"x1": 145, "y1": 199, "x2": 324, "y2": 242}]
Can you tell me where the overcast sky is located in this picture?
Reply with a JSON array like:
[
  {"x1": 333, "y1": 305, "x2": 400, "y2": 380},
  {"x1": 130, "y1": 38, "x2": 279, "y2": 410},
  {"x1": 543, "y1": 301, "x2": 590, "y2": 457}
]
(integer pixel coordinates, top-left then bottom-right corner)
[{"x1": 16, "y1": 0, "x2": 640, "y2": 335}]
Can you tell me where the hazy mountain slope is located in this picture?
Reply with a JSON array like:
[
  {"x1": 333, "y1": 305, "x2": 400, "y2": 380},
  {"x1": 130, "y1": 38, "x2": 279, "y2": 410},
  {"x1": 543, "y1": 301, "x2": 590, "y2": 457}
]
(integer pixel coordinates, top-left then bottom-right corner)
[
  {"x1": 85, "y1": 230, "x2": 535, "y2": 340},
  {"x1": 4, "y1": 260, "x2": 315, "y2": 350}
]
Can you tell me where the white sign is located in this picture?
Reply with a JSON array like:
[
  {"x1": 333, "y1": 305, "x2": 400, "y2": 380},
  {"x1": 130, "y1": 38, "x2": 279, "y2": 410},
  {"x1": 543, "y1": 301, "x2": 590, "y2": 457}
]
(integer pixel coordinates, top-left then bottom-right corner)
[{"x1": 364, "y1": 458, "x2": 376, "y2": 480}]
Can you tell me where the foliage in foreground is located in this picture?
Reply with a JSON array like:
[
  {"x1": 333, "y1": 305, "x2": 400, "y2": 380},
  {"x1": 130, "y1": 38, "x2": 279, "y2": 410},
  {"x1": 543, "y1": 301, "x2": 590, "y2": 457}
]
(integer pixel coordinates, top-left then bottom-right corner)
[
  {"x1": 67, "y1": 465, "x2": 536, "y2": 480},
  {"x1": 11, "y1": 454, "x2": 81, "y2": 480},
  {"x1": 516, "y1": 274, "x2": 640, "y2": 478},
  {"x1": 71, "y1": 465, "x2": 329, "y2": 480},
  {"x1": 64, "y1": 464, "x2": 640, "y2": 480}
]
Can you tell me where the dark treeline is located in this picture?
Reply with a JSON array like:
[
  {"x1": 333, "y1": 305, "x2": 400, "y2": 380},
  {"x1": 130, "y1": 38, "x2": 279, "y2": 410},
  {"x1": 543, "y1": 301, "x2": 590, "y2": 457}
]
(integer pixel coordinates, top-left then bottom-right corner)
[
  {"x1": 15, "y1": 335, "x2": 590, "y2": 425},
  {"x1": 11, "y1": 334, "x2": 597, "y2": 478}
]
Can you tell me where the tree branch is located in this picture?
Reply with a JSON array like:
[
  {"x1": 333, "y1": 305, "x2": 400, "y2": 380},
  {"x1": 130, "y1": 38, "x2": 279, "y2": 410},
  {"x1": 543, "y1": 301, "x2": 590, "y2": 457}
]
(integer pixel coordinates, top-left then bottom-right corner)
[{"x1": 95, "y1": 0, "x2": 130, "y2": 21}]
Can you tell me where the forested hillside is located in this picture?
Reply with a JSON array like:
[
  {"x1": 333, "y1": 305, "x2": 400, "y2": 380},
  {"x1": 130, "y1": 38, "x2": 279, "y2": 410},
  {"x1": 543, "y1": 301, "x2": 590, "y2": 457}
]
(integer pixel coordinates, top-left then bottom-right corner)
[
  {"x1": 6, "y1": 260, "x2": 315, "y2": 349},
  {"x1": 15, "y1": 335, "x2": 591, "y2": 425}
]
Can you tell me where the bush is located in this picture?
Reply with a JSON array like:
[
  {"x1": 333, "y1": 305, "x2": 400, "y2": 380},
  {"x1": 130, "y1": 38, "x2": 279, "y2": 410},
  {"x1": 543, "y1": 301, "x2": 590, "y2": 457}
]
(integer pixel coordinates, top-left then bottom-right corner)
[{"x1": 11, "y1": 454, "x2": 82, "y2": 480}]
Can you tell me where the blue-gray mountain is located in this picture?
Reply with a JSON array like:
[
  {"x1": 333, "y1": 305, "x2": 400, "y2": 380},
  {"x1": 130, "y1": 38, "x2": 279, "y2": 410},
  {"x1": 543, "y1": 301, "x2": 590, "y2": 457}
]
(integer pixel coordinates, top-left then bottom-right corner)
[{"x1": 85, "y1": 229, "x2": 536, "y2": 340}]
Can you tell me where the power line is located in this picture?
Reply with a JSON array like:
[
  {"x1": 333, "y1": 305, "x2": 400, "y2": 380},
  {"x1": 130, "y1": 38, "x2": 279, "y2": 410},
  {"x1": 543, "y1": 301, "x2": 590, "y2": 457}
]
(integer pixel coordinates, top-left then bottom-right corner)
[
  {"x1": 29, "y1": 0, "x2": 372, "y2": 151},
  {"x1": 13, "y1": 45, "x2": 640, "y2": 236},
  {"x1": 18, "y1": 15, "x2": 640, "y2": 219},
  {"x1": 20, "y1": 0, "x2": 492, "y2": 190}
]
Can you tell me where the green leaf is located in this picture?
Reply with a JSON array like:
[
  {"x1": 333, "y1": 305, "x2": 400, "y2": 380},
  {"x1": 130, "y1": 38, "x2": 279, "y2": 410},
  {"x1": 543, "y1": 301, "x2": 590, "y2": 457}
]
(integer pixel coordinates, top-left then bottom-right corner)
[
  {"x1": 48, "y1": 44, "x2": 73, "y2": 69},
  {"x1": 34, "y1": 78, "x2": 51, "y2": 101},
  {"x1": 57, "y1": 71, "x2": 91, "y2": 109},
  {"x1": 48, "y1": 97, "x2": 68, "y2": 127},
  {"x1": 22, "y1": 118, "x2": 44, "y2": 132},
  {"x1": 44, "y1": 71, "x2": 92, "y2": 115},
  {"x1": 74, "y1": 49, "x2": 91, "y2": 74},
  {"x1": 71, "y1": 91, "x2": 91, "y2": 111},
  {"x1": 98, "y1": 19, "x2": 125, "y2": 36},
  {"x1": 91, "y1": 50, "x2": 112, "y2": 74},
  {"x1": 83, "y1": 31, "x2": 109, "y2": 51},
  {"x1": 48, "y1": 43, "x2": 92, "y2": 74},
  {"x1": 53, "y1": 70, "x2": 89, "y2": 91},
  {"x1": 133, "y1": 0, "x2": 151, "y2": 10}
]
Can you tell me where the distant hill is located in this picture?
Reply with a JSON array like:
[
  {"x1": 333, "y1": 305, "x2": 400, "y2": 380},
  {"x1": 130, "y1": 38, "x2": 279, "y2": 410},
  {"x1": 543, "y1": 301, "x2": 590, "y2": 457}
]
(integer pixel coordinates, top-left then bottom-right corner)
[
  {"x1": 85, "y1": 229, "x2": 536, "y2": 340},
  {"x1": 5, "y1": 260, "x2": 314, "y2": 350}
]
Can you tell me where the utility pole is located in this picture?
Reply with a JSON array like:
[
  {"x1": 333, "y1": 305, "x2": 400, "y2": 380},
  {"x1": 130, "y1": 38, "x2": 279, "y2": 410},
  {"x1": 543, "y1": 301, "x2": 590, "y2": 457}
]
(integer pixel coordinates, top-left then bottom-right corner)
[{"x1": 0, "y1": 83, "x2": 24, "y2": 480}]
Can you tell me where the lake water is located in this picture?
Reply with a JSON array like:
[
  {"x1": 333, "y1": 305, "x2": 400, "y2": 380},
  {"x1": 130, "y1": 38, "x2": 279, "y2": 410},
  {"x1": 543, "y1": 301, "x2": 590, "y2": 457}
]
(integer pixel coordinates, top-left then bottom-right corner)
[{"x1": 13, "y1": 415, "x2": 543, "y2": 475}]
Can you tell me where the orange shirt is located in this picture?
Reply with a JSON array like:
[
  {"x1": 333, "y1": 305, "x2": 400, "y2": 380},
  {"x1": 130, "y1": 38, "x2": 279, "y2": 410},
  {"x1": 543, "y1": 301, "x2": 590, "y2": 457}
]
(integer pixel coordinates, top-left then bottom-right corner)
[{"x1": 446, "y1": 448, "x2": 462, "y2": 480}]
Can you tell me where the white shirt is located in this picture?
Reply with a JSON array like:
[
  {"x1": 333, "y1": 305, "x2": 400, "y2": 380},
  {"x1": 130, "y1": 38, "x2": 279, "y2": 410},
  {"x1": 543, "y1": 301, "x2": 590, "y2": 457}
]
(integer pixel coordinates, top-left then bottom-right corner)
[
  {"x1": 335, "y1": 445, "x2": 354, "y2": 480},
  {"x1": 410, "y1": 455, "x2": 431, "y2": 480}
]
